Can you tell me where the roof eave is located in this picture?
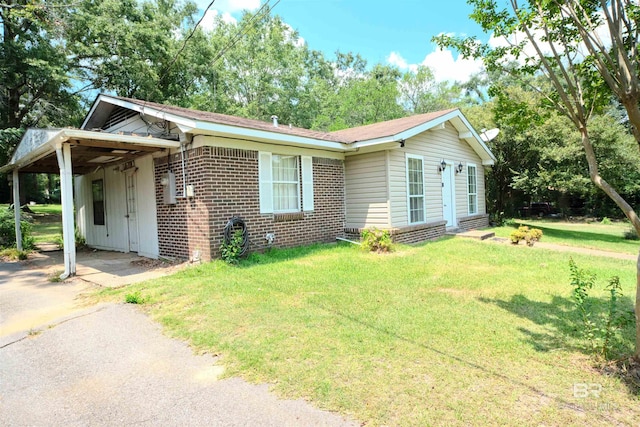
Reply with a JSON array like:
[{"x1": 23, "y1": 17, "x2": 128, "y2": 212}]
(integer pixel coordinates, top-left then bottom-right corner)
[
  {"x1": 349, "y1": 110, "x2": 462, "y2": 149},
  {"x1": 84, "y1": 94, "x2": 199, "y2": 130},
  {"x1": 193, "y1": 121, "x2": 348, "y2": 151},
  {"x1": 1, "y1": 128, "x2": 181, "y2": 173},
  {"x1": 349, "y1": 109, "x2": 497, "y2": 164}
]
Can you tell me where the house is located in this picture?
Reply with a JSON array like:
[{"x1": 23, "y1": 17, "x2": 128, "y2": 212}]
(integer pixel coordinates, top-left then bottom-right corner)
[{"x1": 1, "y1": 94, "x2": 495, "y2": 276}]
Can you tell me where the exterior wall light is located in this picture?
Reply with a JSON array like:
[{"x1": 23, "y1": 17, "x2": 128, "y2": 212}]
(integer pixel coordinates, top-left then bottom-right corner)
[
  {"x1": 438, "y1": 159, "x2": 447, "y2": 173},
  {"x1": 456, "y1": 162, "x2": 464, "y2": 174}
]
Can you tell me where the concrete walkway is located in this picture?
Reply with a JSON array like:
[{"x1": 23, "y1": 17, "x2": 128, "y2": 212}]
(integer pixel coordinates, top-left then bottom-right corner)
[
  {"x1": 486, "y1": 236, "x2": 637, "y2": 261},
  {"x1": 0, "y1": 254, "x2": 357, "y2": 426},
  {"x1": 25, "y1": 249, "x2": 185, "y2": 288}
]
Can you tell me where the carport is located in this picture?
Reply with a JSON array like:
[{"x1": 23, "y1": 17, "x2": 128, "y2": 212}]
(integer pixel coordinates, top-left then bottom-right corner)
[{"x1": 0, "y1": 129, "x2": 180, "y2": 279}]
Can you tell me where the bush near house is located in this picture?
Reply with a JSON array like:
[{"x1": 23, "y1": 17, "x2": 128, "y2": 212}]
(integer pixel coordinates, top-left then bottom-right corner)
[
  {"x1": 0, "y1": 207, "x2": 35, "y2": 250},
  {"x1": 360, "y1": 227, "x2": 393, "y2": 252}
]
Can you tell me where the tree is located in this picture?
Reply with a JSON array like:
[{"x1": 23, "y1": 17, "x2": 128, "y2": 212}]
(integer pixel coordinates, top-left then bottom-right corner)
[
  {"x1": 0, "y1": 1, "x2": 82, "y2": 202},
  {"x1": 399, "y1": 65, "x2": 465, "y2": 114},
  {"x1": 65, "y1": 0, "x2": 203, "y2": 103},
  {"x1": 436, "y1": 0, "x2": 640, "y2": 359}
]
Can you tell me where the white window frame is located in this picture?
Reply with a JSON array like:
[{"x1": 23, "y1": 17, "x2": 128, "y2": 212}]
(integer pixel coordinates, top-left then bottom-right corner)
[
  {"x1": 467, "y1": 163, "x2": 478, "y2": 215},
  {"x1": 272, "y1": 154, "x2": 300, "y2": 213},
  {"x1": 406, "y1": 153, "x2": 426, "y2": 224},
  {"x1": 259, "y1": 152, "x2": 314, "y2": 214}
]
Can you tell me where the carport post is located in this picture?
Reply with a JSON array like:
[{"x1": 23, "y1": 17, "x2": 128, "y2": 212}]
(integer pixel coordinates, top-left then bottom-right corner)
[
  {"x1": 12, "y1": 169, "x2": 22, "y2": 251},
  {"x1": 56, "y1": 143, "x2": 76, "y2": 278}
]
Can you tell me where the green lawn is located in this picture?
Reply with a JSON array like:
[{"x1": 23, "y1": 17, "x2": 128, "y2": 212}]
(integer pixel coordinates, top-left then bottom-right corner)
[
  {"x1": 493, "y1": 218, "x2": 640, "y2": 255},
  {"x1": 99, "y1": 238, "x2": 639, "y2": 426},
  {"x1": 28, "y1": 204, "x2": 62, "y2": 244}
]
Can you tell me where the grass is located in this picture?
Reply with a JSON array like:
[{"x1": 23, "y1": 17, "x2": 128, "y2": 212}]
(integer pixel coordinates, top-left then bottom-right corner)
[
  {"x1": 98, "y1": 238, "x2": 640, "y2": 426},
  {"x1": 494, "y1": 218, "x2": 640, "y2": 255},
  {"x1": 28, "y1": 204, "x2": 62, "y2": 245}
]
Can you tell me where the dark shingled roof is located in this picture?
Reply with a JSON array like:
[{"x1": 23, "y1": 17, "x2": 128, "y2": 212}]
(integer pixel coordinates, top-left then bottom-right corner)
[
  {"x1": 113, "y1": 96, "x2": 346, "y2": 143},
  {"x1": 329, "y1": 109, "x2": 457, "y2": 143},
  {"x1": 110, "y1": 96, "x2": 457, "y2": 144}
]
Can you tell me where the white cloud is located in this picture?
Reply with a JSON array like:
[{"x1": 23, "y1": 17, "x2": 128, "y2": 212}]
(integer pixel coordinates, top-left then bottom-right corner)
[
  {"x1": 387, "y1": 52, "x2": 417, "y2": 73},
  {"x1": 284, "y1": 23, "x2": 305, "y2": 48},
  {"x1": 200, "y1": 9, "x2": 237, "y2": 32},
  {"x1": 386, "y1": 49, "x2": 483, "y2": 83}
]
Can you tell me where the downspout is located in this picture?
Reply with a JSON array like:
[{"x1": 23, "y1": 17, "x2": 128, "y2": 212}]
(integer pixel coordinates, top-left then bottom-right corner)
[{"x1": 180, "y1": 141, "x2": 187, "y2": 197}]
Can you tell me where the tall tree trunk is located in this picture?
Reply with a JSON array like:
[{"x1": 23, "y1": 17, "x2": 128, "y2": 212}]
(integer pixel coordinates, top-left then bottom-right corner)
[{"x1": 580, "y1": 127, "x2": 640, "y2": 360}]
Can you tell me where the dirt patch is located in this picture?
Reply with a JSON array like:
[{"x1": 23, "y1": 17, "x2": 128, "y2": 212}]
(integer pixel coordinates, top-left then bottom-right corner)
[
  {"x1": 602, "y1": 357, "x2": 640, "y2": 393},
  {"x1": 130, "y1": 258, "x2": 179, "y2": 269}
]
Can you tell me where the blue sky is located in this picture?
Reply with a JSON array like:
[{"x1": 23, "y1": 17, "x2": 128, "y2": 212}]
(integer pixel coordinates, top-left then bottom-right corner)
[{"x1": 198, "y1": 0, "x2": 492, "y2": 83}]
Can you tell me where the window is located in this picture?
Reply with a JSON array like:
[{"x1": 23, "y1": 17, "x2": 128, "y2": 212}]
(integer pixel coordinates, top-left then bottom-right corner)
[
  {"x1": 259, "y1": 152, "x2": 314, "y2": 214},
  {"x1": 467, "y1": 164, "x2": 478, "y2": 215},
  {"x1": 406, "y1": 155, "x2": 425, "y2": 224},
  {"x1": 92, "y1": 179, "x2": 105, "y2": 225},
  {"x1": 273, "y1": 155, "x2": 299, "y2": 212}
]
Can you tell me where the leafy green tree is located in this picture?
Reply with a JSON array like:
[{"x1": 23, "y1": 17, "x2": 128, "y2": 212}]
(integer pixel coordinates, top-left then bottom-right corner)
[
  {"x1": 0, "y1": 1, "x2": 82, "y2": 202},
  {"x1": 436, "y1": 0, "x2": 640, "y2": 359},
  {"x1": 399, "y1": 66, "x2": 464, "y2": 114},
  {"x1": 65, "y1": 0, "x2": 203, "y2": 103}
]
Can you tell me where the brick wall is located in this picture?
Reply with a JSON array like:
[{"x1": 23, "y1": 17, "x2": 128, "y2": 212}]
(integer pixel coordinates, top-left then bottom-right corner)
[
  {"x1": 458, "y1": 214, "x2": 489, "y2": 231},
  {"x1": 344, "y1": 220, "x2": 447, "y2": 245},
  {"x1": 154, "y1": 147, "x2": 345, "y2": 261},
  {"x1": 155, "y1": 147, "x2": 213, "y2": 261}
]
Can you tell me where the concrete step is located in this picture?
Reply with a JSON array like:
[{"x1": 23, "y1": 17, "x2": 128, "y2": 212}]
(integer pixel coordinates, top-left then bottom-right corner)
[{"x1": 451, "y1": 229, "x2": 496, "y2": 240}]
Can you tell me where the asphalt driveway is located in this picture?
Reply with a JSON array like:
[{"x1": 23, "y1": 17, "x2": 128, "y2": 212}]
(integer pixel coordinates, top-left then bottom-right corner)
[{"x1": 0, "y1": 256, "x2": 356, "y2": 426}]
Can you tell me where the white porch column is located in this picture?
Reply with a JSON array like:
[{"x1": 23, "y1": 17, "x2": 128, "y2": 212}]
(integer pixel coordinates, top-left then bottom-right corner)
[
  {"x1": 56, "y1": 143, "x2": 76, "y2": 278},
  {"x1": 12, "y1": 169, "x2": 22, "y2": 251}
]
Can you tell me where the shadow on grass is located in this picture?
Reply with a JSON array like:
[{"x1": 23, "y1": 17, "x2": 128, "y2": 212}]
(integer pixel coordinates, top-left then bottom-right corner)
[
  {"x1": 311, "y1": 302, "x2": 619, "y2": 421},
  {"x1": 478, "y1": 293, "x2": 637, "y2": 394},
  {"x1": 239, "y1": 242, "x2": 354, "y2": 267},
  {"x1": 509, "y1": 222, "x2": 627, "y2": 246}
]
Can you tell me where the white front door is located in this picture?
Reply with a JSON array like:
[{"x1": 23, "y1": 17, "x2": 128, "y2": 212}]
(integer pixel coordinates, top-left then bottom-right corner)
[
  {"x1": 125, "y1": 173, "x2": 139, "y2": 252},
  {"x1": 441, "y1": 163, "x2": 456, "y2": 227}
]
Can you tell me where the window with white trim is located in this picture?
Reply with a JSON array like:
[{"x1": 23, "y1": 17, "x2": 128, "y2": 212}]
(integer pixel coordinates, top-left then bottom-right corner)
[
  {"x1": 259, "y1": 152, "x2": 314, "y2": 214},
  {"x1": 406, "y1": 154, "x2": 425, "y2": 224},
  {"x1": 467, "y1": 164, "x2": 478, "y2": 215},
  {"x1": 273, "y1": 155, "x2": 299, "y2": 212}
]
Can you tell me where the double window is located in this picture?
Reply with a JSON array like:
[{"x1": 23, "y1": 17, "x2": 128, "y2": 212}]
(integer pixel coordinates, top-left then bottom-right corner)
[
  {"x1": 259, "y1": 152, "x2": 314, "y2": 213},
  {"x1": 406, "y1": 154, "x2": 425, "y2": 224},
  {"x1": 467, "y1": 164, "x2": 478, "y2": 215}
]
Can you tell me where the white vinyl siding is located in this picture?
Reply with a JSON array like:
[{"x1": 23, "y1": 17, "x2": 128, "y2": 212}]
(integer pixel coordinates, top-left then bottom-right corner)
[
  {"x1": 467, "y1": 164, "x2": 478, "y2": 215},
  {"x1": 388, "y1": 122, "x2": 486, "y2": 227},
  {"x1": 344, "y1": 151, "x2": 389, "y2": 228},
  {"x1": 406, "y1": 154, "x2": 425, "y2": 224},
  {"x1": 259, "y1": 152, "x2": 313, "y2": 214}
]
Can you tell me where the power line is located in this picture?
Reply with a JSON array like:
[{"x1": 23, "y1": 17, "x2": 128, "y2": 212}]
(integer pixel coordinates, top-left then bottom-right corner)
[
  {"x1": 211, "y1": 0, "x2": 281, "y2": 67},
  {"x1": 159, "y1": 0, "x2": 218, "y2": 84}
]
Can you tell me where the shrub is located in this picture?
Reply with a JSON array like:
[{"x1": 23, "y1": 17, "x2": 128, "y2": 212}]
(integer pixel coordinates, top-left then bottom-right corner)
[
  {"x1": 600, "y1": 217, "x2": 612, "y2": 225},
  {"x1": 0, "y1": 248, "x2": 28, "y2": 260},
  {"x1": 569, "y1": 258, "x2": 633, "y2": 360},
  {"x1": 623, "y1": 228, "x2": 639, "y2": 240},
  {"x1": 221, "y1": 229, "x2": 245, "y2": 264},
  {"x1": 509, "y1": 225, "x2": 543, "y2": 246},
  {"x1": 361, "y1": 227, "x2": 393, "y2": 252},
  {"x1": 125, "y1": 291, "x2": 147, "y2": 304},
  {"x1": 0, "y1": 207, "x2": 35, "y2": 250}
]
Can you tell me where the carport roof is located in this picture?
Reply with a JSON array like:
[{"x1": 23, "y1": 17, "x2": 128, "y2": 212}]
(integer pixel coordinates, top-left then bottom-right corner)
[{"x1": 0, "y1": 128, "x2": 181, "y2": 174}]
